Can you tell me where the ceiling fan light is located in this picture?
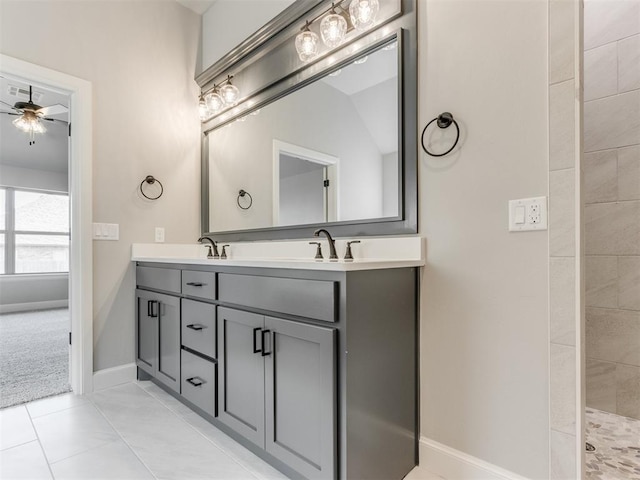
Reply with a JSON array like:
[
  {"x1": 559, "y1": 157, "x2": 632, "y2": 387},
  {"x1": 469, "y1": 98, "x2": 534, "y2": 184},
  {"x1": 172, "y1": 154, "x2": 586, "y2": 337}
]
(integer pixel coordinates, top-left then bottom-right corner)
[
  {"x1": 349, "y1": 0, "x2": 379, "y2": 31},
  {"x1": 12, "y1": 111, "x2": 46, "y2": 134},
  {"x1": 320, "y1": 12, "x2": 347, "y2": 48},
  {"x1": 205, "y1": 91, "x2": 224, "y2": 112},
  {"x1": 220, "y1": 83, "x2": 240, "y2": 106},
  {"x1": 295, "y1": 26, "x2": 320, "y2": 62}
]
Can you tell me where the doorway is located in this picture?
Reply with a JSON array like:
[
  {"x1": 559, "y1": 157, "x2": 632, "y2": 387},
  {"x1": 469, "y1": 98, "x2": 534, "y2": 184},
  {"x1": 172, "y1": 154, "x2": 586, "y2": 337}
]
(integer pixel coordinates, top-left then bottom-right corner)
[
  {"x1": 0, "y1": 54, "x2": 93, "y2": 396},
  {"x1": 272, "y1": 139, "x2": 338, "y2": 227}
]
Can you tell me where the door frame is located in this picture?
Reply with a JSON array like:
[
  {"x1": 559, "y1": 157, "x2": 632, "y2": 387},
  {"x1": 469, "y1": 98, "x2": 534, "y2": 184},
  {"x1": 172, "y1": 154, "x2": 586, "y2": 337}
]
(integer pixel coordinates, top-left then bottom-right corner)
[
  {"x1": 1, "y1": 54, "x2": 94, "y2": 394},
  {"x1": 272, "y1": 139, "x2": 339, "y2": 226}
]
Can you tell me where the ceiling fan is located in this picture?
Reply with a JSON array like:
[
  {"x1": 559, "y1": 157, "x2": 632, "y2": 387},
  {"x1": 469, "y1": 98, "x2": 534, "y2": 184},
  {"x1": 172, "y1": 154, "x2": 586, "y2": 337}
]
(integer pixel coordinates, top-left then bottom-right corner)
[{"x1": 0, "y1": 85, "x2": 68, "y2": 145}]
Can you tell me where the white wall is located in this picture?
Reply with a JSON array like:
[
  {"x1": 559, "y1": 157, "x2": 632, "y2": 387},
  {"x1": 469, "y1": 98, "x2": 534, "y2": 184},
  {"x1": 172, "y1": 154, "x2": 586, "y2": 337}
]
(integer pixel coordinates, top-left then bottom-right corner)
[
  {"x1": 0, "y1": 274, "x2": 68, "y2": 312},
  {"x1": 0, "y1": 165, "x2": 68, "y2": 192},
  {"x1": 0, "y1": 0, "x2": 201, "y2": 371},
  {"x1": 419, "y1": 1, "x2": 549, "y2": 478},
  {"x1": 201, "y1": 0, "x2": 296, "y2": 70},
  {"x1": 279, "y1": 166, "x2": 325, "y2": 225}
]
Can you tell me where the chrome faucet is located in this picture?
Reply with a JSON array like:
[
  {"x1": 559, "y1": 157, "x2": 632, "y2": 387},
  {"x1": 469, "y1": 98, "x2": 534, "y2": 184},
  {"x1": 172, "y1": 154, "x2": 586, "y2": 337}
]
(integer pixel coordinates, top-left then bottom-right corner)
[
  {"x1": 314, "y1": 228, "x2": 338, "y2": 261},
  {"x1": 198, "y1": 236, "x2": 219, "y2": 259}
]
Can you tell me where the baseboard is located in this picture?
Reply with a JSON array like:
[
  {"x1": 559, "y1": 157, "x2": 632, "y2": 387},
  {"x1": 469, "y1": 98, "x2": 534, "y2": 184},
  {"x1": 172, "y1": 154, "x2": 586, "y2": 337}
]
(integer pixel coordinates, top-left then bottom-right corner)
[
  {"x1": 92, "y1": 363, "x2": 137, "y2": 391},
  {"x1": 0, "y1": 300, "x2": 68, "y2": 314},
  {"x1": 419, "y1": 437, "x2": 531, "y2": 480}
]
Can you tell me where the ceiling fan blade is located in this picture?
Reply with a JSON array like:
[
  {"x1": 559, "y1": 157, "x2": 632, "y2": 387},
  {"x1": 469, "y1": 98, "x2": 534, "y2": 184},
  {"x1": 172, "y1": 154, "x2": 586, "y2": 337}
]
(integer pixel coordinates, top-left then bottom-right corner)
[
  {"x1": 0, "y1": 110, "x2": 20, "y2": 116},
  {"x1": 43, "y1": 117, "x2": 69, "y2": 124},
  {"x1": 0, "y1": 100, "x2": 17, "y2": 110},
  {"x1": 37, "y1": 104, "x2": 68, "y2": 116}
]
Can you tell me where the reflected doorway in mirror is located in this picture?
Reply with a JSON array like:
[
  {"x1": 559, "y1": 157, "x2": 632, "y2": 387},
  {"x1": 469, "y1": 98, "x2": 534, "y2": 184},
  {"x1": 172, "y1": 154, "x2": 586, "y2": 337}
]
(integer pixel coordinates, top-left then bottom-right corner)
[{"x1": 272, "y1": 139, "x2": 338, "y2": 227}]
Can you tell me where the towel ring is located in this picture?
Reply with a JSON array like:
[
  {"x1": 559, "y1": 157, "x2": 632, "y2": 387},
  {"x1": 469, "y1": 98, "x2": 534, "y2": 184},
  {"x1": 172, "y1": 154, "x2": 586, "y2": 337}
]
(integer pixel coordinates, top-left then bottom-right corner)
[
  {"x1": 140, "y1": 175, "x2": 163, "y2": 200},
  {"x1": 237, "y1": 189, "x2": 252, "y2": 210},
  {"x1": 421, "y1": 112, "x2": 460, "y2": 157}
]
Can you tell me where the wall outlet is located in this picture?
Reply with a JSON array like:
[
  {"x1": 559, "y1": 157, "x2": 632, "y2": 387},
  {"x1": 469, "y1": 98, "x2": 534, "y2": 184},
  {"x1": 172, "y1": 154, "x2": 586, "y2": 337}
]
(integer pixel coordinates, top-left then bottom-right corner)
[
  {"x1": 508, "y1": 197, "x2": 547, "y2": 232},
  {"x1": 155, "y1": 227, "x2": 165, "y2": 243}
]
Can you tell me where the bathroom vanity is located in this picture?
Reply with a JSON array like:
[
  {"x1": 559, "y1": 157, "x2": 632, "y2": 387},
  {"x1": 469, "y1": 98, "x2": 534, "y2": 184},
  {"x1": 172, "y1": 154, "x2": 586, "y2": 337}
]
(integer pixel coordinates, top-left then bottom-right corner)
[
  {"x1": 134, "y1": 0, "x2": 420, "y2": 477},
  {"x1": 133, "y1": 250, "x2": 420, "y2": 480}
]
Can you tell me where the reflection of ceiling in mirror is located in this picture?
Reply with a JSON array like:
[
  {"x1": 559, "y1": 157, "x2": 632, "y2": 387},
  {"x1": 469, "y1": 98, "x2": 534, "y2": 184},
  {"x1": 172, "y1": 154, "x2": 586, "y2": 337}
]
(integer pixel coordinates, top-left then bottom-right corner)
[{"x1": 320, "y1": 42, "x2": 397, "y2": 96}]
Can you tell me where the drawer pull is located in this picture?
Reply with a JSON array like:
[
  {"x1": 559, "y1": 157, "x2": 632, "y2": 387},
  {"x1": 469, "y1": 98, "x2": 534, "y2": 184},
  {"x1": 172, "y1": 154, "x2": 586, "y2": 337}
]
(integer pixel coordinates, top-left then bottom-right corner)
[
  {"x1": 186, "y1": 377, "x2": 204, "y2": 387},
  {"x1": 253, "y1": 327, "x2": 262, "y2": 354},
  {"x1": 186, "y1": 324, "x2": 204, "y2": 331},
  {"x1": 261, "y1": 329, "x2": 272, "y2": 356},
  {"x1": 186, "y1": 282, "x2": 206, "y2": 287}
]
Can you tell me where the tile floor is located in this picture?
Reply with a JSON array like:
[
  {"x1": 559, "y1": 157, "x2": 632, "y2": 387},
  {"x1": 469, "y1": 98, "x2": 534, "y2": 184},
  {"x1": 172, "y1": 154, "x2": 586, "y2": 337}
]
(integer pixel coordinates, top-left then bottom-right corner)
[
  {"x1": 0, "y1": 381, "x2": 443, "y2": 480},
  {"x1": 585, "y1": 408, "x2": 640, "y2": 479}
]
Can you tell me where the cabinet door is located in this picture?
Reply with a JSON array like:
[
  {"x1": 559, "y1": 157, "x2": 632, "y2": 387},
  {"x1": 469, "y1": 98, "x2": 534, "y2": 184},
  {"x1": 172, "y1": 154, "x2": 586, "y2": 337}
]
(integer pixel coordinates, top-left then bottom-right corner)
[
  {"x1": 264, "y1": 317, "x2": 336, "y2": 480},
  {"x1": 135, "y1": 289, "x2": 157, "y2": 377},
  {"x1": 155, "y1": 293, "x2": 181, "y2": 393},
  {"x1": 217, "y1": 307, "x2": 265, "y2": 449}
]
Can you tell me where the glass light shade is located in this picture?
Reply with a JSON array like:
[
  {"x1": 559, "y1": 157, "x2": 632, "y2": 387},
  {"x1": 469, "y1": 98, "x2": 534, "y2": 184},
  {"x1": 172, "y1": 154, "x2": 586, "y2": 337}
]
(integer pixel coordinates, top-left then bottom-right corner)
[
  {"x1": 198, "y1": 98, "x2": 209, "y2": 120},
  {"x1": 13, "y1": 112, "x2": 46, "y2": 134},
  {"x1": 349, "y1": 0, "x2": 379, "y2": 31},
  {"x1": 320, "y1": 13, "x2": 347, "y2": 48},
  {"x1": 220, "y1": 83, "x2": 240, "y2": 106},
  {"x1": 205, "y1": 91, "x2": 224, "y2": 112},
  {"x1": 295, "y1": 29, "x2": 320, "y2": 62}
]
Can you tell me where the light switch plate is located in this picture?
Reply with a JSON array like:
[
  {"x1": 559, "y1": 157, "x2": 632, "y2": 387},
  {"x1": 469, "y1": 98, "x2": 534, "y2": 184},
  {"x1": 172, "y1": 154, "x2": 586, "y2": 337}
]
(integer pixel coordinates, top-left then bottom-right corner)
[
  {"x1": 92, "y1": 223, "x2": 119, "y2": 240},
  {"x1": 508, "y1": 197, "x2": 547, "y2": 232}
]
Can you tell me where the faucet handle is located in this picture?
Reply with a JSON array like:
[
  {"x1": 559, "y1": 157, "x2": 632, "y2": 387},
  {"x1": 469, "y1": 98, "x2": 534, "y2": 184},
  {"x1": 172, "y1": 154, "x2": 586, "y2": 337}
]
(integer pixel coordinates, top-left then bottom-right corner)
[
  {"x1": 221, "y1": 245, "x2": 230, "y2": 260},
  {"x1": 344, "y1": 240, "x2": 361, "y2": 261},
  {"x1": 309, "y1": 242, "x2": 323, "y2": 261},
  {"x1": 204, "y1": 245, "x2": 213, "y2": 259}
]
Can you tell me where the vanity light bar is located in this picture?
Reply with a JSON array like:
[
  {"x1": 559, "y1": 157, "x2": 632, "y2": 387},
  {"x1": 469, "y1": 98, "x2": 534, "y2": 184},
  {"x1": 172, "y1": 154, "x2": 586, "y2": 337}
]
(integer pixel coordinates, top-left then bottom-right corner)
[
  {"x1": 199, "y1": 75, "x2": 240, "y2": 121},
  {"x1": 295, "y1": 0, "x2": 380, "y2": 62},
  {"x1": 198, "y1": 0, "x2": 382, "y2": 123}
]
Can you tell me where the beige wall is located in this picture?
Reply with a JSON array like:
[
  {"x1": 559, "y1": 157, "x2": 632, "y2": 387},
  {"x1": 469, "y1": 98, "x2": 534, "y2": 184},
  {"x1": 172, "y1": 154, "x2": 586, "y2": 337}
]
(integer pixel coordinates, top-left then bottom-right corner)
[
  {"x1": 418, "y1": 1, "x2": 549, "y2": 478},
  {"x1": 583, "y1": 0, "x2": 640, "y2": 421},
  {"x1": 0, "y1": 1, "x2": 202, "y2": 371}
]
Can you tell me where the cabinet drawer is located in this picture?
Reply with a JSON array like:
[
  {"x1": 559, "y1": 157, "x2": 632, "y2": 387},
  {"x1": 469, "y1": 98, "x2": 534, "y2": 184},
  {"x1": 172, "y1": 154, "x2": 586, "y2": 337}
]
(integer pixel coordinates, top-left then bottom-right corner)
[
  {"x1": 181, "y1": 350, "x2": 216, "y2": 417},
  {"x1": 181, "y1": 299, "x2": 216, "y2": 359},
  {"x1": 218, "y1": 274, "x2": 337, "y2": 322},
  {"x1": 136, "y1": 266, "x2": 181, "y2": 294},
  {"x1": 182, "y1": 270, "x2": 217, "y2": 300}
]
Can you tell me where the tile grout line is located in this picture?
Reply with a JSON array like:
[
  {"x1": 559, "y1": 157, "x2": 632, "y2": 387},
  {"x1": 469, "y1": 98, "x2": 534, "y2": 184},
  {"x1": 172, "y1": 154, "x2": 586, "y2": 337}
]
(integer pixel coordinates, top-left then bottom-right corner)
[
  {"x1": 583, "y1": 85, "x2": 640, "y2": 104},
  {"x1": 27, "y1": 398, "x2": 89, "y2": 421},
  {"x1": 25, "y1": 406, "x2": 57, "y2": 480},
  {"x1": 88, "y1": 393, "x2": 160, "y2": 480},
  {"x1": 138, "y1": 382, "x2": 266, "y2": 480}
]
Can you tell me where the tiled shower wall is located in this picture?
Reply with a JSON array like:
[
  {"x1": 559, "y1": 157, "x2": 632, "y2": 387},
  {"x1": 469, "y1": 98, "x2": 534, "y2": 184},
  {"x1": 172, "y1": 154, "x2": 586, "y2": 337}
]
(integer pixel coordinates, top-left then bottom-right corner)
[{"x1": 583, "y1": 0, "x2": 640, "y2": 421}]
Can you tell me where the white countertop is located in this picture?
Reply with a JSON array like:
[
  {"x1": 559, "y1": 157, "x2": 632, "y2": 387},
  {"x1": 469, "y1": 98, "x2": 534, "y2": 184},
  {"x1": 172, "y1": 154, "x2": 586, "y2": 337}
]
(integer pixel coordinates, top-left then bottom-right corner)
[{"x1": 131, "y1": 237, "x2": 425, "y2": 271}]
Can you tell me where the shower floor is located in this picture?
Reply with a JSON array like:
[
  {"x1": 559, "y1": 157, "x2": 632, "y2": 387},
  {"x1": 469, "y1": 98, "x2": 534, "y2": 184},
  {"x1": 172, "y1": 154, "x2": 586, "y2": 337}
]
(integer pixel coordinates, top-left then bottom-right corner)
[{"x1": 586, "y1": 408, "x2": 640, "y2": 479}]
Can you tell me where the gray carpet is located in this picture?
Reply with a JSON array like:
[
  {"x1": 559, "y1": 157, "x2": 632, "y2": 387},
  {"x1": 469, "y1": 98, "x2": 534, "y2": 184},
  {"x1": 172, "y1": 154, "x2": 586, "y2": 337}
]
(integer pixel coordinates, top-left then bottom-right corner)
[{"x1": 0, "y1": 308, "x2": 71, "y2": 409}]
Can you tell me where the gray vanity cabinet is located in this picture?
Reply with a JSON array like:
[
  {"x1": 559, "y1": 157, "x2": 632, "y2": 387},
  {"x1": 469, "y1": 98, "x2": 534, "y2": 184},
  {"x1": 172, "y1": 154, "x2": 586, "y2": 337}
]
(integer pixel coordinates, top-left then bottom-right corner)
[
  {"x1": 217, "y1": 307, "x2": 266, "y2": 448},
  {"x1": 135, "y1": 289, "x2": 181, "y2": 393},
  {"x1": 264, "y1": 316, "x2": 336, "y2": 480},
  {"x1": 217, "y1": 307, "x2": 336, "y2": 480}
]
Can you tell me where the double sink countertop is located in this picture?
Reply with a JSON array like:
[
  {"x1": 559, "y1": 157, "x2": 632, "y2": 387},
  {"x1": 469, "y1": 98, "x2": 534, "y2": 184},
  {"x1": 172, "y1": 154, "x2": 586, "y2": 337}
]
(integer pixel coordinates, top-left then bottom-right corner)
[{"x1": 131, "y1": 236, "x2": 425, "y2": 272}]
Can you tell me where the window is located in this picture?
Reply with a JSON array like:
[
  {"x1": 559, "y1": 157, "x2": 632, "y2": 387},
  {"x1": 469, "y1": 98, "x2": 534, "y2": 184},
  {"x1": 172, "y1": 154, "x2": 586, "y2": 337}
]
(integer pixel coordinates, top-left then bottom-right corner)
[{"x1": 0, "y1": 188, "x2": 69, "y2": 274}]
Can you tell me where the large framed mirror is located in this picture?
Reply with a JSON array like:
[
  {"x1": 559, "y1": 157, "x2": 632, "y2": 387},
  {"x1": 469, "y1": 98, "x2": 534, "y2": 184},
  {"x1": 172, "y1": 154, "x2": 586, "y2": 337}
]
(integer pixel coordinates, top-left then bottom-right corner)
[{"x1": 201, "y1": 0, "x2": 416, "y2": 241}]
